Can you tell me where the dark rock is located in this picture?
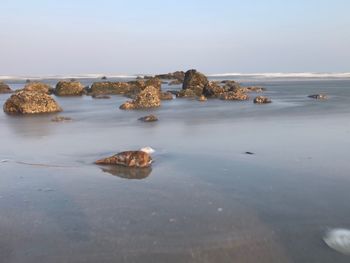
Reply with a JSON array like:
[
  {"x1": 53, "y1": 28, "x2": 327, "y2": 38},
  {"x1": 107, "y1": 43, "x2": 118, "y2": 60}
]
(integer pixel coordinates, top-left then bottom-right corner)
[
  {"x1": 182, "y1": 69, "x2": 208, "y2": 96},
  {"x1": 155, "y1": 71, "x2": 185, "y2": 81},
  {"x1": 138, "y1": 114, "x2": 158, "y2": 122},
  {"x1": 95, "y1": 151, "x2": 152, "y2": 168},
  {"x1": 55, "y1": 81, "x2": 85, "y2": 96},
  {"x1": 254, "y1": 96, "x2": 272, "y2": 104},
  {"x1": 308, "y1": 94, "x2": 327, "y2": 100},
  {"x1": 3, "y1": 91, "x2": 62, "y2": 114},
  {"x1": 120, "y1": 86, "x2": 161, "y2": 110},
  {"x1": 0, "y1": 82, "x2": 13, "y2": 94},
  {"x1": 101, "y1": 76, "x2": 107, "y2": 80},
  {"x1": 203, "y1": 82, "x2": 226, "y2": 98},
  {"x1": 51, "y1": 116, "x2": 72, "y2": 122},
  {"x1": 245, "y1": 152, "x2": 255, "y2": 155},
  {"x1": 92, "y1": 94, "x2": 111, "y2": 99},
  {"x1": 24, "y1": 82, "x2": 53, "y2": 94}
]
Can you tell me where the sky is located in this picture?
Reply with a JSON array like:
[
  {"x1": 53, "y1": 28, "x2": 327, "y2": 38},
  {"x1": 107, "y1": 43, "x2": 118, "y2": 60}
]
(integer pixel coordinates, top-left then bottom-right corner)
[{"x1": 0, "y1": 0, "x2": 349, "y2": 75}]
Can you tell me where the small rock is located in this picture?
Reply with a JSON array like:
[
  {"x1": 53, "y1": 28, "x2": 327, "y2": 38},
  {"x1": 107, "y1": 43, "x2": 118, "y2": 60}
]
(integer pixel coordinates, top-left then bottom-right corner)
[
  {"x1": 254, "y1": 96, "x2": 272, "y2": 104},
  {"x1": 138, "y1": 115, "x2": 158, "y2": 122},
  {"x1": 160, "y1": 92, "x2": 173, "y2": 100},
  {"x1": 55, "y1": 81, "x2": 85, "y2": 96},
  {"x1": 198, "y1": 95, "x2": 207, "y2": 102},
  {"x1": 0, "y1": 82, "x2": 13, "y2": 94},
  {"x1": 95, "y1": 151, "x2": 153, "y2": 168},
  {"x1": 51, "y1": 116, "x2": 72, "y2": 122},
  {"x1": 92, "y1": 94, "x2": 111, "y2": 99},
  {"x1": 220, "y1": 91, "x2": 249, "y2": 101},
  {"x1": 308, "y1": 94, "x2": 327, "y2": 100},
  {"x1": 120, "y1": 86, "x2": 161, "y2": 110}
]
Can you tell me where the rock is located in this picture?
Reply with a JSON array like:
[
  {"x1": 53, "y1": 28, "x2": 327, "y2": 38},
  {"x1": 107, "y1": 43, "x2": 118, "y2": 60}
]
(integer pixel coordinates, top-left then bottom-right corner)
[
  {"x1": 145, "y1": 77, "x2": 162, "y2": 91},
  {"x1": 127, "y1": 77, "x2": 162, "y2": 95},
  {"x1": 254, "y1": 96, "x2": 272, "y2": 104},
  {"x1": 203, "y1": 82, "x2": 226, "y2": 98},
  {"x1": 51, "y1": 116, "x2": 72, "y2": 122},
  {"x1": 95, "y1": 151, "x2": 152, "y2": 168},
  {"x1": 168, "y1": 79, "x2": 183, "y2": 86},
  {"x1": 55, "y1": 81, "x2": 85, "y2": 96},
  {"x1": 182, "y1": 69, "x2": 208, "y2": 96},
  {"x1": 0, "y1": 82, "x2": 13, "y2": 94},
  {"x1": 308, "y1": 94, "x2": 327, "y2": 100},
  {"x1": 24, "y1": 82, "x2": 53, "y2": 94},
  {"x1": 160, "y1": 92, "x2": 173, "y2": 100},
  {"x1": 90, "y1": 82, "x2": 131, "y2": 95},
  {"x1": 101, "y1": 76, "x2": 107, "y2": 80},
  {"x1": 198, "y1": 95, "x2": 207, "y2": 102},
  {"x1": 92, "y1": 94, "x2": 111, "y2": 99},
  {"x1": 3, "y1": 91, "x2": 62, "y2": 114},
  {"x1": 155, "y1": 71, "x2": 185, "y2": 81},
  {"x1": 220, "y1": 91, "x2": 249, "y2": 101},
  {"x1": 223, "y1": 80, "x2": 242, "y2": 91},
  {"x1": 139, "y1": 115, "x2": 158, "y2": 122},
  {"x1": 246, "y1": 86, "x2": 265, "y2": 92},
  {"x1": 120, "y1": 86, "x2": 161, "y2": 110}
]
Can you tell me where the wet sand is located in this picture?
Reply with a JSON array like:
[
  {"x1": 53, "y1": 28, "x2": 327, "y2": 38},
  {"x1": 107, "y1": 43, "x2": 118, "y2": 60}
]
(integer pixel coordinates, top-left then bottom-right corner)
[{"x1": 1, "y1": 78, "x2": 350, "y2": 262}]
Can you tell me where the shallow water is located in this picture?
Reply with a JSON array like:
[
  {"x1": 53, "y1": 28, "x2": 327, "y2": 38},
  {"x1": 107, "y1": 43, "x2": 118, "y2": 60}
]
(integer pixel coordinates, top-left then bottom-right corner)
[{"x1": 1, "y1": 78, "x2": 350, "y2": 262}]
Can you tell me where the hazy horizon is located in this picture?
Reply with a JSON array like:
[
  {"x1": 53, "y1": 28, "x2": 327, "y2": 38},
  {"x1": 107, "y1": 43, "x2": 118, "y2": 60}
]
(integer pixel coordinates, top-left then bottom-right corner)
[{"x1": 1, "y1": 0, "x2": 349, "y2": 75}]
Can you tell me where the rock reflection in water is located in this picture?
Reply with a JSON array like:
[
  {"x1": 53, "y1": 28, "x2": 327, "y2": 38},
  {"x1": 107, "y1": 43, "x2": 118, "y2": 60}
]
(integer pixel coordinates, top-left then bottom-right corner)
[{"x1": 99, "y1": 165, "x2": 152, "y2": 180}]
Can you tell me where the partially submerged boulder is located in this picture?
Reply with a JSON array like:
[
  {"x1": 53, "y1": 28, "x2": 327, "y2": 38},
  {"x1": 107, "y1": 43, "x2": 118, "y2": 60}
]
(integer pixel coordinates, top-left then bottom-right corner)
[
  {"x1": 120, "y1": 86, "x2": 161, "y2": 110},
  {"x1": 203, "y1": 82, "x2": 225, "y2": 98},
  {"x1": 92, "y1": 94, "x2": 111, "y2": 99},
  {"x1": 3, "y1": 91, "x2": 62, "y2": 114},
  {"x1": 24, "y1": 82, "x2": 53, "y2": 94},
  {"x1": 138, "y1": 114, "x2": 158, "y2": 122},
  {"x1": 55, "y1": 81, "x2": 85, "y2": 96},
  {"x1": 0, "y1": 82, "x2": 13, "y2": 94},
  {"x1": 160, "y1": 92, "x2": 173, "y2": 100},
  {"x1": 308, "y1": 94, "x2": 327, "y2": 100},
  {"x1": 254, "y1": 96, "x2": 272, "y2": 104},
  {"x1": 90, "y1": 82, "x2": 131, "y2": 95},
  {"x1": 182, "y1": 69, "x2": 208, "y2": 96},
  {"x1": 95, "y1": 151, "x2": 152, "y2": 168},
  {"x1": 220, "y1": 91, "x2": 249, "y2": 101}
]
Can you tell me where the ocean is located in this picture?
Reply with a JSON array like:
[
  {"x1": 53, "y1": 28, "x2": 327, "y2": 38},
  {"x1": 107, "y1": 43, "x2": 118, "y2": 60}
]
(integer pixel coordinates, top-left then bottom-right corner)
[{"x1": 0, "y1": 75, "x2": 350, "y2": 262}]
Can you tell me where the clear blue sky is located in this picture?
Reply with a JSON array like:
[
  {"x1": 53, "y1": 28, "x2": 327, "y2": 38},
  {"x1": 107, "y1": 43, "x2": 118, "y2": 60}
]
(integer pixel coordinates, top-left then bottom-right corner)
[{"x1": 1, "y1": 0, "x2": 349, "y2": 75}]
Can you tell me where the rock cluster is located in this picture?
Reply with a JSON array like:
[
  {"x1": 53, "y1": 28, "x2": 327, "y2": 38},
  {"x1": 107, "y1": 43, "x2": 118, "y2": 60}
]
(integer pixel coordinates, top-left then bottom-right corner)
[
  {"x1": 182, "y1": 69, "x2": 209, "y2": 96},
  {"x1": 55, "y1": 81, "x2": 85, "y2": 96},
  {"x1": 3, "y1": 91, "x2": 62, "y2": 114}
]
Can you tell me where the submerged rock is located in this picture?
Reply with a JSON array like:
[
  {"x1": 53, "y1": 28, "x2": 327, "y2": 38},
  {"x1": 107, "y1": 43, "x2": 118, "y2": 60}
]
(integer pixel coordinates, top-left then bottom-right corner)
[
  {"x1": 308, "y1": 94, "x2": 327, "y2": 100},
  {"x1": 139, "y1": 114, "x2": 158, "y2": 122},
  {"x1": 95, "y1": 151, "x2": 152, "y2": 168},
  {"x1": 160, "y1": 92, "x2": 173, "y2": 100},
  {"x1": 155, "y1": 71, "x2": 185, "y2": 81},
  {"x1": 182, "y1": 69, "x2": 208, "y2": 96},
  {"x1": 92, "y1": 94, "x2": 111, "y2": 99},
  {"x1": 0, "y1": 82, "x2": 13, "y2": 94},
  {"x1": 120, "y1": 86, "x2": 161, "y2": 110},
  {"x1": 220, "y1": 91, "x2": 249, "y2": 101},
  {"x1": 3, "y1": 91, "x2": 62, "y2": 114},
  {"x1": 51, "y1": 116, "x2": 72, "y2": 122},
  {"x1": 55, "y1": 81, "x2": 85, "y2": 96},
  {"x1": 90, "y1": 82, "x2": 131, "y2": 95},
  {"x1": 24, "y1": 82, "x2": 53, "y2": 94},
  {"x1": 254, "y1": 96, "x2": 272, "y2": 104}
]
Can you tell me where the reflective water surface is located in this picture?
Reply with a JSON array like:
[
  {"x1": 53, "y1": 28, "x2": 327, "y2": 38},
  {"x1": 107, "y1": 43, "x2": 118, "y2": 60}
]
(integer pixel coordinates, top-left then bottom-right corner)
[{"x1": 1, "y1": 78, "x2": 350, "y2": 262}]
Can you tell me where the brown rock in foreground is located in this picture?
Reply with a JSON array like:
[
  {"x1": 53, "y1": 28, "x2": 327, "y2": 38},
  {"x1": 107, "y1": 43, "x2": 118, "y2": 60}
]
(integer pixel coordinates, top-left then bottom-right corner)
[
  {"x1": 0, "y1": 82, "x2": 13, "y2": 94},
  {"x1": 24, "y1": 82, "x2": 53, "y2": 94},
  {"x1": 95, "y1": 151, "x2": 152, "y2": 168},
  {"x1": 55, "y1": 81, "x2": 85, "y2": 96},
  {"x1": 120, "y1": 86, "x2": 161, "y2": 110},
  {"x1": 308, "y1": 94, "x2": 327, "y2": 100},
  {"x1": 139, "y1": 115, "x2": 158, "y2": 122},
  {"x1": 182, "y1": 69, "x2": 208, "y2": 96},
  {"x1": 3, "y1": 91, "x2": 62, "y2": 114},
  {"x1": 254, "y1": 96, "x2": 272, "y2": 104}
]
